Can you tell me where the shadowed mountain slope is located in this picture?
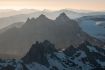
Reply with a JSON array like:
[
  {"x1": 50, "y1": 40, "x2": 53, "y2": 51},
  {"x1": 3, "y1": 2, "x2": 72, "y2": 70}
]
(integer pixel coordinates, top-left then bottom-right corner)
[{"x1": 0, "y1": 13, "x2": 104, "y2": 58}]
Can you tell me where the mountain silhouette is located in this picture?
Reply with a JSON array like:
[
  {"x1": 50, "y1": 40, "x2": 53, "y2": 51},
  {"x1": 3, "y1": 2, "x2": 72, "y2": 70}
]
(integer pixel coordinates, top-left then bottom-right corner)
[{"x1": 0, "y1": 13, "x2": 104, "y2": 58}]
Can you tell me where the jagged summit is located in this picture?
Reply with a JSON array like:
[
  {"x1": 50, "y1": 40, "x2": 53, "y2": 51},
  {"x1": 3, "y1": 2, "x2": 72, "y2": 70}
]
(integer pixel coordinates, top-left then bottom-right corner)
[
  {"x1": 26, "y1": 14, "x2": 49, "y2": 23},
  {"x1": 22, "y1": 40, "x2": 57, "y2": 65},
  {"x1": 26, "y1": 18, "x2": 31, "y2": 23},
  {"x1": 36, "y1": 14, "x2": 49, "y2": 20},
  {"x1": 26, "y1": 13, "x2": 70, "y2": 23},
  {"x1": 39, "y1": 14, "x2": 47, "y2": 18},
  {"x1": 56, "y1": 12, "x2": 70, "y2": 21},
  {"x1": 25, "y1": 17, "x2": 36, "y2": 24},
  {"x1": 59, "y1": 12, "x2": 67, "y2": 17}
]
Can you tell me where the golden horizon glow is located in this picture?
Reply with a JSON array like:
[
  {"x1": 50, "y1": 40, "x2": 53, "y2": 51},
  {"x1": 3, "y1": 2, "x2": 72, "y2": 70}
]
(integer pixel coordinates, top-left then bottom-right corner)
[{"x1": 0, "y1": 0, "x2": 105, "y2": 11}]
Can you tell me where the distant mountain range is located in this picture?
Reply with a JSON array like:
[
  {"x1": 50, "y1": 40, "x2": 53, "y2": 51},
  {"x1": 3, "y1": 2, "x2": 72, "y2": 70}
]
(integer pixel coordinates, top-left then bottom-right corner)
[
  {"x1": 0, "y1": 9, "x2": 84, "y2": 29},
  {"x1": 0, "y1": 40, "x2": 105, "y2": 70},
  {"x1": 0, "y1": 9, "x2": 105, "y2": 29},
  {"x1": 0, "y1": 9, "x2": 38, "y2": 18},
  {"x1": 0, "y1": 13, "x2": 104, "y2": 58}
]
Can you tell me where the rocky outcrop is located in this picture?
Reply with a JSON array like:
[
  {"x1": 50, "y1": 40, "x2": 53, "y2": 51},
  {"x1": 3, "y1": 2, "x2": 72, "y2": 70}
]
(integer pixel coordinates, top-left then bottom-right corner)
[
  {"x1": 22, "y1": 40, "x2": 57, "y2": 67},
  {"x1": 0, "y1": 40, "x2": 105, "y2": 70}
]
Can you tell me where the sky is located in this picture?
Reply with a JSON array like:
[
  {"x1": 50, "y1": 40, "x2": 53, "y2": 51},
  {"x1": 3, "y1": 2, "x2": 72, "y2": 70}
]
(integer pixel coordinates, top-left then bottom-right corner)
[{"x1": 0, "y1": 0, "x2": 105, "y2": 11}]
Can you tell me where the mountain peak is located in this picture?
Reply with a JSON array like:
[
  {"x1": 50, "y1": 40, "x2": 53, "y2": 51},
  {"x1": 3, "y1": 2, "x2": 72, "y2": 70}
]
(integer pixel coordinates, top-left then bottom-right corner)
[
  {"x1": 39, "y1": 14, "x2": 46, "y2": 17},
  {"x1": 22, "y1": 40, "x2": 57, "y2": 65},
  {"x1": 60, "y1": 12, "x2": 67, "y2": 17},
  {"x1": 37, "y1": 14, "x2": 48, "y2": 20},
  {"x1": 26, "y1": 18, "x2": 31, "y2": 23},
  {"x1": 56, "y1": 12, "x2": 70, "y2": 21}
]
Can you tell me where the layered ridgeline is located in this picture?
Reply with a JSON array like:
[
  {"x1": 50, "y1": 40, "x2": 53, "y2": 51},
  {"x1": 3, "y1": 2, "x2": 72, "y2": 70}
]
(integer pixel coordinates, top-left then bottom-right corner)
[
  {"x1": 0, "y1": 40, "x2": 105, "y2": 70},
  {"x1": 0, "y1": 13, "x2": 104, "y2": 58}
]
